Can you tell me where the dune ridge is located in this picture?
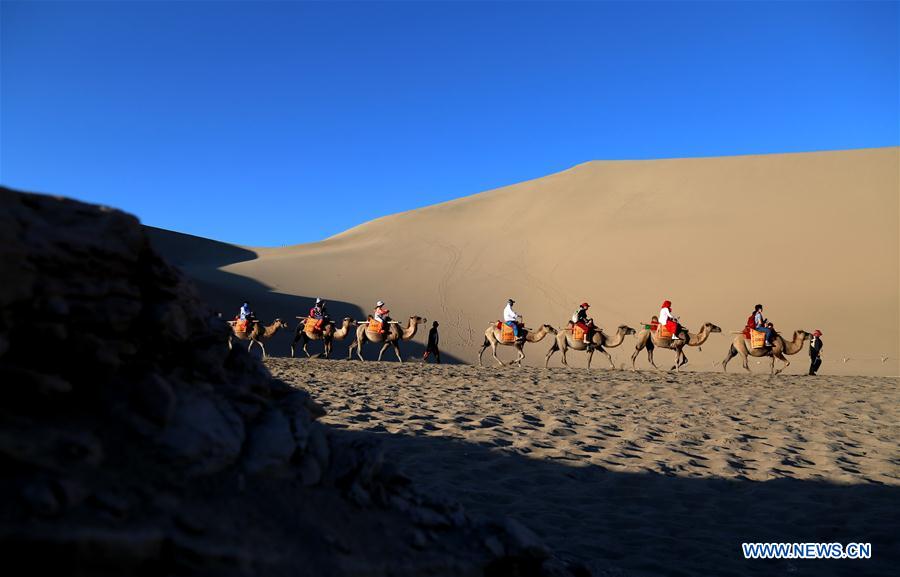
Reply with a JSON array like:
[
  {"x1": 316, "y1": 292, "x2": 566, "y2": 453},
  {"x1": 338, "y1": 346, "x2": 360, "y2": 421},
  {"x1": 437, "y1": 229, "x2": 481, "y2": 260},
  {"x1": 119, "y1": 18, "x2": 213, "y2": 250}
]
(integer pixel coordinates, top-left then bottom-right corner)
[{"x1": 149, "y1": 147, "x2": 899, "y2": 375}]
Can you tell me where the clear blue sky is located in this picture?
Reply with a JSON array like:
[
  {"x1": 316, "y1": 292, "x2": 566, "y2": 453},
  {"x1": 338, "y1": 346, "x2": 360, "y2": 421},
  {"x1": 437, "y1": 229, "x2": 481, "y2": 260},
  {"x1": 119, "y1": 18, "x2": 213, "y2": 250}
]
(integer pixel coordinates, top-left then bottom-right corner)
[{"x1": 2, "y1": 1, "x2": 897, "y2": 246}]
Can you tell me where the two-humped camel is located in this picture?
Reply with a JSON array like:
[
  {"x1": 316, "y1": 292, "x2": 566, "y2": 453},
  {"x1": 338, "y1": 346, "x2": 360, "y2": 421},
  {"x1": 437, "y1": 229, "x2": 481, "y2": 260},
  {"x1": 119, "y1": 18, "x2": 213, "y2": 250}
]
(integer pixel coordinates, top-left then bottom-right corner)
[
  {"x1": 479, "y1": 323, "x2": 557, "y2": 366},
  {"x1": 630, "y1": 322, "x2": 722, "y2": 371},
  {"x1": 228, "y1": 318, "x2": 289, "y2": 359},
  {"x1": 722, "y1": 329, "x2": 810, "y2": 375},
  {"x1": 290, "y1": 317, "x2": 356, "y2": 359},
  {"x1": 545, "y1": 324, "x2": 636, "y2": 369},
  {"x1": 348, "y1": 315, "x2": 426, "y2": 362}
]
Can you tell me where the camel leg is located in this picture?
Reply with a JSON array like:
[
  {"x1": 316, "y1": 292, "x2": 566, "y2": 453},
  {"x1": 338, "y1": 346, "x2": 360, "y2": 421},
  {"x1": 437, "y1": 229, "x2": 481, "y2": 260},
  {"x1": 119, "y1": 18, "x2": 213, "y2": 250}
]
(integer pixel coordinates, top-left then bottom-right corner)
[
  {"x1": 545, "y1": 342, "x2": 559, "y2": 368},
  {"x1": 356, "y1": 337, "x2": 366, "y2": 361},
  {"x1": 560, "y1": 345, "x2": 569, "y2": 367},
  {"x1": 491, "y1": 343, "x2": 504, "y2": 367},
  {"x1": 514, "y1": 345, "x2": 525, "y2": 366},
  {"x1": 393, "y1": 342, "x2": 402, "y2": 363},
  {"x1": 774, "y1": 353, "x2": 790, "y2": 376},
  {"x1": 599, "y1": 347, "x2": 614, "y2": 370},
  {"x1": 259, "y1": 341, "x2": 267, "y2": 360},
  {"x1": 377, "y1": 342, "x2": 390, "y2": 362},
  {"x1": 722, "y1": 345, "x2": 738, "y2": 372},
  {"x1": 742, "y1": 351, "x2": 751, "y2": 373},
  {"x1": 228, "y1": 336, "x2": 233, "y2": 351},
  {"x1": 303, "y1": 336, "x2": 311, "y2": 358},
  {"x1": 323, "y1": 340, "x2": 331, "y2": 359},
  {"x1": 630, "y1": 344, "x2": 644, "y2": 371},
  {"x1": 647, "y1": 344, "x2": 659, "y2": 370},
  {"x1": 479, "y1": 338, "x2": 489, "y2": 366}
]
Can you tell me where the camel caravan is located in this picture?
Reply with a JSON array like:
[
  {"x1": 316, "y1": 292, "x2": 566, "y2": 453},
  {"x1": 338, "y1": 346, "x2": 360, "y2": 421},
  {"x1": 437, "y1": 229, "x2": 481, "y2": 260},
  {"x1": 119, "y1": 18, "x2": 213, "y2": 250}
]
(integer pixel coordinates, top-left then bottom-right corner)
[{"x1": 227, "y1": 298, "x2": 822, "y2": 375}]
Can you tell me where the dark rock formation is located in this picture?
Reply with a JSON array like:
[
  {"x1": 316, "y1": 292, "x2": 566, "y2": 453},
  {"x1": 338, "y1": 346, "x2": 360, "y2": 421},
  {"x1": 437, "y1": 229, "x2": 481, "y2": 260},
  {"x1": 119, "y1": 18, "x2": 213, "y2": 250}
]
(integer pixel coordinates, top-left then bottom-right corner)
[{"x1": 0, "y1": 187, "x2": 586, "y2": 576}]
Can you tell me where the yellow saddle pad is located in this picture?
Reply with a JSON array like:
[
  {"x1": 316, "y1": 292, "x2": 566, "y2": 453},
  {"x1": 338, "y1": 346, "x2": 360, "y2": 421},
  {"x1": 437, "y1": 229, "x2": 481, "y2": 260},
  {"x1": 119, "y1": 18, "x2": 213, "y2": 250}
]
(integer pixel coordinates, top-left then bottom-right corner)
[
  {"x1": 367, "y1": 320, "x2": 383, "y2": 333},
  {"x1": 657, "y1": 325, "x2": 673, "y2": 339},
  {"x1": 500, "y1": 323, "x2": 517, "y2": 343},
  {"x1": 304, "y1": 318, "x2": 320, "y2": 333},
  {"x1": 750, "y1": 329, "x2": 767, "y2": 349},
  {"x1": 572, "y1": 325, "x2": 586, "y2": 341}
]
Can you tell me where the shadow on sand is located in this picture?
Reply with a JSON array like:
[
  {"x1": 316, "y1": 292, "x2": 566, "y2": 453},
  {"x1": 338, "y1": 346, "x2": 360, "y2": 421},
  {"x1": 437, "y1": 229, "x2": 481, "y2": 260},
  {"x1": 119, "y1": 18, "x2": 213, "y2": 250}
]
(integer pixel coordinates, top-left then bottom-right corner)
[{"x1": 323, "y1": 427, "x2": 898, "y2": 577}]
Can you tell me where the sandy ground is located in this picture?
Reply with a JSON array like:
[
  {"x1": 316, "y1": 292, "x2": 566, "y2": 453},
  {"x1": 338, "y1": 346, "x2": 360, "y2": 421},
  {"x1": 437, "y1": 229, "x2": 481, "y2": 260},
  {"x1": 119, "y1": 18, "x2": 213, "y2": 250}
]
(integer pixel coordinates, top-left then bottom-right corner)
[
  {"x1": 148, "y1": 147, "x2": 900, "y2": 377},
  {"x1": 267, "y1": 358, "x2": 899, "y2": 576}
]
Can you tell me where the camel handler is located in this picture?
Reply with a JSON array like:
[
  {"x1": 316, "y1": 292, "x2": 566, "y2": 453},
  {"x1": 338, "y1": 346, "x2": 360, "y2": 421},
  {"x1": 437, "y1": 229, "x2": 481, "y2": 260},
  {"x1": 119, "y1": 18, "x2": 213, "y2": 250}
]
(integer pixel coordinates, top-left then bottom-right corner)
[
  {"x1": 503, "y1": 299, "x2": 523, "y2": 341},
  {"x1": 373, "y1": 301, "x2": 391, "y2": 334},
  {"x1": 423, "y1": 321, "x2": 441, "y2": 363},
  {"x1": 571, "y1": 302, "x2": 595, "y2": 348},
  {"x1": 808, "y1": 330, "x2": 824, "y2": 375},
  {"x1": 309, "y1": 298, "x2": 329, "y2": 332},
  {"x1": 658, "y1": 300, "x2": 685, "y2": 341}
]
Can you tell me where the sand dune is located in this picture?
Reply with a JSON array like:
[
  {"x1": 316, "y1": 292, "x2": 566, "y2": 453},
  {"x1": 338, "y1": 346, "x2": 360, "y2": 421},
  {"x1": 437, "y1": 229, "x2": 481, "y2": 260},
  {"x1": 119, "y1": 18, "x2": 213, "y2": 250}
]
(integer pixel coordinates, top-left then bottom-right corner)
[{"x1": 149, "y1": 147, "x2": 899, "y2": 376}]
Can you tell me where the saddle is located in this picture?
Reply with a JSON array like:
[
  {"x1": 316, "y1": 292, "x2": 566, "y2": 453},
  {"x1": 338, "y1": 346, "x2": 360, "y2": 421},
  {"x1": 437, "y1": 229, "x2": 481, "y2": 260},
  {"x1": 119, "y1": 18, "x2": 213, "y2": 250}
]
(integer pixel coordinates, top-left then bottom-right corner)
[
  {"x1": 656, "y1": 325, "x2": 673, "y2": 339},
  {"x1": 304, "y1": 317, "x2": 322, "y2": 334},
  {"x1": 497, "y1": 321, "x2": 523, "y2": 343},
  {"x1": 572, "y1": 324, "x2": 588, "y2": 341},
  {"x1": 234, "y1": 319, "x2": 250, "y2": 333},
  {"x1": 749, "y1": 329, "x2": 768, "y2": 349},
  {"x1": 367, "y1": 317, "x2": 384, "y2": 334}
]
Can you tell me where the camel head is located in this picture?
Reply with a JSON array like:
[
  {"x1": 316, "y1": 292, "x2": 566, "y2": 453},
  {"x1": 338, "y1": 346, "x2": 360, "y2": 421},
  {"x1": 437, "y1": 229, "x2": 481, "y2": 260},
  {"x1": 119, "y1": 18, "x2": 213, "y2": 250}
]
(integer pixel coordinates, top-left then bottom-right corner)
[
  {"x1": 342, "y1": 317, "x2": 357, "y2": 327},
  {"x1": 273, "y1": 318, "x2": 289, "y2": 330},
  {"x1": 795, "y1": 330, "x2": 811, "y2": 341},
  {"x1": 618, "y1": 325, "x2": 637, "y2": 336},
  {"x1": 410, "y1": 315, "x2": 427, "y2": 326},
  {"x1": 702, "y1": 322, "x2": 722, "y2": 334},
  {"x1": 541, "y1": 324, "x2": 558, "y2": 335}
]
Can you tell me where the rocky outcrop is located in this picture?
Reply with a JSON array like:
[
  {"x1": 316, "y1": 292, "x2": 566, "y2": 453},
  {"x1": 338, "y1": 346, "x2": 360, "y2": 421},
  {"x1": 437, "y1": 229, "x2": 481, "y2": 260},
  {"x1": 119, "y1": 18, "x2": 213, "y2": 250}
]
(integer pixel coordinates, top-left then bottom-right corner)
[{"x1": 0, "y1": 187, "x2": 586, "y2": 576}]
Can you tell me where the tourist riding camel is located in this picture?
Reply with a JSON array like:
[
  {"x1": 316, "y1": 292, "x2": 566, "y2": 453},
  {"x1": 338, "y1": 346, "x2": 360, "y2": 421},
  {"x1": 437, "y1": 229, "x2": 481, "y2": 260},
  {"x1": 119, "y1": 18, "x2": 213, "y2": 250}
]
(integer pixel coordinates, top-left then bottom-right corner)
[
  {"x1": 545, "y1": 324, "x2": 636, "y2": 369},
  {"x1": 348, "y1": 314, "x2": 426, "y2": 362},
  {"x1": 746, "y1": 304, "x2": 775, "y2": 347},
  {"x1": 373, "y1": 301, "x2": 391, "y2": 334},
  {"x1": 631, "y1": 318, "x2": 722, "y2": 371},
  {"x1": 503, "y1": 299, "x2": 523, "y2": 341},
  {"x1": 290, "y1": 316, "x2": 356, "y2": 359},
  {"x1": 228, "y1": 317, "x2": 289, "y2": 359},
  {"x1": 309, "y1": 297, "x2": 329, "y2": 333},
  {"x1": 722, "y1": 328, "x2": 811, "y2": 375},
  {"x1": 479, "y1": 320, "x2": 557, "y2": 367},
  {"x1": 571, "y1": 302, "x2": 595, "y2": 348},
  {"x1": 658, "y1": 300, "x2": 686, "y2": 341}
]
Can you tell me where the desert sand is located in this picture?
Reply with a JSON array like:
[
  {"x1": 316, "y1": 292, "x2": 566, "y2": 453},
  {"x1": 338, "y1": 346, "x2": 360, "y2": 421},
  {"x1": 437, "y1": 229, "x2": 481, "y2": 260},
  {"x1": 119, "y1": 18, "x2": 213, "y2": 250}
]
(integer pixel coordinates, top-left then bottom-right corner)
[
  {"x1": 148, "y1": 147, "x2": 900, "y2": 376},
  {"x1": 267, "y1": 358, "x2": 900, "y2": 576}
]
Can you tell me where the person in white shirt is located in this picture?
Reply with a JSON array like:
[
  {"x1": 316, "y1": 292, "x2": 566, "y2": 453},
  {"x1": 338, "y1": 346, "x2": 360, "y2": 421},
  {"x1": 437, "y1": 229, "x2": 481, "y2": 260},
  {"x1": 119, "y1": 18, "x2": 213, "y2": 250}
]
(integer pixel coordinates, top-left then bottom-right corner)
[
  {"x1": 503, "y1": 299, "x2": 522, "y2": 339},
  {"x1": 658, "y1": 299, "x2": 683, "y2": 340}
]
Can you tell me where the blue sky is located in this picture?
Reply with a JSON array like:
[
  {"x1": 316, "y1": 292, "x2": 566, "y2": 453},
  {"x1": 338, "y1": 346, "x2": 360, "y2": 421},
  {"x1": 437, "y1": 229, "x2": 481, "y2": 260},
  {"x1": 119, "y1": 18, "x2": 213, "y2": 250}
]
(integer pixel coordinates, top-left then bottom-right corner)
[{"x1": 2, "y1": 1, "x2": 897, "y2": 246}]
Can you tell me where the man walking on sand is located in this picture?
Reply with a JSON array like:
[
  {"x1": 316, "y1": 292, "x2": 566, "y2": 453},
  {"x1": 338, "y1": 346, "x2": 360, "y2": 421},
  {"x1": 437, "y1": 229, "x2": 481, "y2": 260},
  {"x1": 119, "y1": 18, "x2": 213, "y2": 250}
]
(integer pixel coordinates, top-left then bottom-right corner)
[
  {"x1": 423, "y1": 321, "x2": 441, "y2": 363},
  {"x1": 809, "y1": 329, "x2": 824, "y2": 375}
]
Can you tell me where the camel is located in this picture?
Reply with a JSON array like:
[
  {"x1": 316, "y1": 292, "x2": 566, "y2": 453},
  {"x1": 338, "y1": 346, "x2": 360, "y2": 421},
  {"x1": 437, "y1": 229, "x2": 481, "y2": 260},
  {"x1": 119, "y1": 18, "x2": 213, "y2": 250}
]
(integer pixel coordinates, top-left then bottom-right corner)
[
  {"x1": 545, "y1": 324, "x2": 637, "y2": 369},
  {"x1": 227, "y1": 318, "x2": 289, "y2": 359},
  {"x1": 722, "y1": 329, "x2": 810, "y2": 375},
  {"x1": 290, "y1": 317, "x2": 356, "y2": 359},
  {"x1": 347, "y1": 315, "x2": 426, "y2": 362},
  {"x1": 478, "y1": 323, "x2": 557, "y2": 367},
  {"x1": 630, "y1": 322, "x2": 722, "y2": 371}
]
